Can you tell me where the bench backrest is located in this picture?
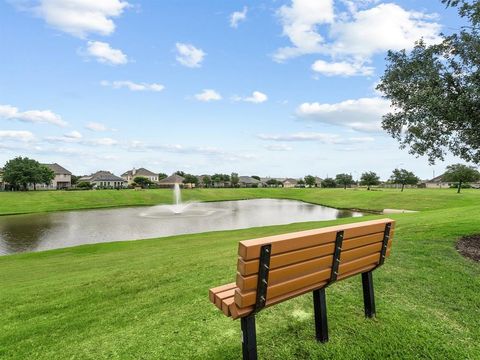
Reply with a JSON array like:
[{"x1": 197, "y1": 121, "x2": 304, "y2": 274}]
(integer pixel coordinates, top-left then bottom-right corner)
[{"x1": 231, "y1": 218, "x2": 395, "y2": 318}]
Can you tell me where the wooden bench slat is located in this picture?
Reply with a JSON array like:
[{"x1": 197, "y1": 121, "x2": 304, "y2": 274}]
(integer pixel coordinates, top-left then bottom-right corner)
[
  {"x1": 229, "y1": 280, "x2": 329, "y2": 320},
  {"x1": 236, "y1": 240, "x2": 392, "y2": 291},
  {"x1": 215, "y1": 289, "x2": 236, "y2": 308},
  {"x1": 236, "y1": 230, "x2": 395, "y2": 276},
  {"x1": 209, "y1": 282, "x2": 236, "y2": 303},
  {"x1": 234, "y1": 249, "x2": 390, "y2": 308},
  {"x1": 238, "y1": 219, "x2": 394, "y2": 260}
]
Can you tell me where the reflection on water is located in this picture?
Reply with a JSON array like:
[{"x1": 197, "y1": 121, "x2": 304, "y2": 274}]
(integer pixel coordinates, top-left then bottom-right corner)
[{"x1": 0, "y1": 199, "x2": 364, "y2": 255}]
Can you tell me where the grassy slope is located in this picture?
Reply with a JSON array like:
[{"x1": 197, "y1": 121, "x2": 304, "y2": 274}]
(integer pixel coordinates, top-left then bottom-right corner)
[
  {"x1": 1, "y1": 187, "x2": 480, "y2": 215},
  {"x1": 1, "y1": 190, "x2": 480, "y2": 359}
]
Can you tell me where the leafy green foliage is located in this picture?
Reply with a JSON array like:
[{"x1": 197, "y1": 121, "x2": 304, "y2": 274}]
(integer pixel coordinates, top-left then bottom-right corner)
[
  {"x1": 360, "y1": 172, "x2": 380, "y2": 190},
  {"x1": 377, "y1": 0, "x2": 480, "y2": 164},
  {"x1": 321, "y1": 177, "x2": 337, "y2": 188},
  {"x1": 230, "y1": 173, "x2": 239, "y2": 187},
  {"x1": 158, "y1": 173, "x2": 168, "y2": 181},
  {"x1": 3, "y1": 157, "x2": 54, "y2": 190},
  {"x1": 133, "y1": 176, "x2": 153, "y2": 189},
  {"x1": 442, "y1": 163, "x2": 480, "y2": 193},
  {"x1": 390, "y1": 169, "x2": 420, "y2": 191},
  {"x1": 335, "y1": 173, "x2": 354, "y2": 189},
  {"x1": 182, "y1": 174, "x2": 199, "y2": 186},
  {"x1": 304, "y1": 175, "x2": 316, "y2": 187}
]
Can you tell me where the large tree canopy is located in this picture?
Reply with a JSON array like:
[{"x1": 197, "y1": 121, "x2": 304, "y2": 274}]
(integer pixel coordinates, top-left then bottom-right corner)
[
  {"x1": 3, "y1": 157, "x2": 54, "y2": 190},
  {"x1": 377, "y1": 0, "x2": 480, "y2": 164},
  {"x1": 442, "y1": 163, "x2": 480, "y2": 193}
]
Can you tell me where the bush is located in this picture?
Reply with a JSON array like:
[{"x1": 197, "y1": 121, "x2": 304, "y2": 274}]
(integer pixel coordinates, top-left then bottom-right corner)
[{"x1": 77, "y1": 182, "x2": 93, "y2": 190}]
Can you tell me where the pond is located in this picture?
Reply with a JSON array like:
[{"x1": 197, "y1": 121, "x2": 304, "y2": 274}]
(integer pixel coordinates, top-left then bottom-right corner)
[{"x1": 0, "y1": 199, "x2": 364, "y2": 255}]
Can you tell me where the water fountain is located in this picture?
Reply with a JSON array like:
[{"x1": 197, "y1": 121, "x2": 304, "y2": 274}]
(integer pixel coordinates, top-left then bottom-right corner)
[{"x1": 171, "y1": 183, "x2": 185, "y2": 214}]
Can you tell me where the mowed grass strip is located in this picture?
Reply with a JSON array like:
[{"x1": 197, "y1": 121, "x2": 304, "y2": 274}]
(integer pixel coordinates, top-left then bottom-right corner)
[
  {"x1": 1, "y1": 187, "x2": 480, "y2": 215},
  {"x1": 1, "y1": 190, "x2": 480, "y2": 359}
]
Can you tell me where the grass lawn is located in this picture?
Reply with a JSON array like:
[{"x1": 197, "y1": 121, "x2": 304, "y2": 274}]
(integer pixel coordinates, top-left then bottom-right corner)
[
  {"x1": 1, "y1": 187, "x2": 480, "y2": 215},
  {"x1": 1, "y1": 189, "x2": 479, "y2": 359}
]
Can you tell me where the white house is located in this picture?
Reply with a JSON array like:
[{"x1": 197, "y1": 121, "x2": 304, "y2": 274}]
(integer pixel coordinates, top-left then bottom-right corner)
[
  {"x1": 121, "y1": 168, "x2": 159, "y2": 184},
  {"x1": 79, "y1": 171, "x2": 127, "y2": 189},
  {"x1": 32, "y1": 163, "x2": 72, "y2": 190}
]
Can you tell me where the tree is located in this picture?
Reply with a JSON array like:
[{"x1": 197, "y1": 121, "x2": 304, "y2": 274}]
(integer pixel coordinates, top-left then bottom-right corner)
[
  {"x1": 377, "y1": 1, "x2": 480, "y2": 164},
  {"x1": 202, "y1": 175, "x2": 212, "y2": 188},
  {"x1": 251, "y1": 175, "x2": 261, "y2": 181},
  {"x1": 2, "y1": 157, "x2": 53, "y2": 191},
  {"x1": 158, "y1": 173, "x2": 168, "y2": 180},
  {"x1": 183, "y1": 174, "x2": 199, "y2": 187},
  {"x1": 297, "y1": 179, "x2": 305, "y2": 187},
  {"x1": 304, "y1": 175, "x2": 316, "y2": 187},
  {"x1": 335, "y1": 173, "x2": 354, "y2": 190},
  {"x1": 37, "y1": 166, "x2": 55, "y2": 189},
  {"x1": 321, "y1": 178, "x2": 337, "y2": 188},
  {"x1": 133, "y1": 176, "x2": 153, "y2": 189},
  {"x1": 266, "y1": 179, "x2": 280, "y2": 187},
  {"x1": 175, "y1": 171, "x2": 186, "y2": 177},
  {"x1": 71, "y1": 175, "x2": 80, "y2": 185},
  {"x1": 231, "y1": 173, "x2": 239, "y2": 188},
  {"x1": 360, "y1": 172, "x2": 380, "y2": 190},
  {"x1": 390, "y1": 168, "x2": 420, "y2": 192},
  {"x1": 442, "y1": 163, "x2": 480, "y2": 193}
]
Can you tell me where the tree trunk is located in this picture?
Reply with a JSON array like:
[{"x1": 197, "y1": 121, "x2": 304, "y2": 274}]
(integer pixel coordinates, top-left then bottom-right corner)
[
  {"x1": 367, "y1": 185, "x2": 371, "y2": 190},
  {"x1": 344, "y1": 184, "x2": 347, "y2": 190},
  {"x1": 458, "y1": 181, "x2": 462, "y2": 194},
  {"x1": 401, "y1": 183, "x2": 405, "y2": 192}
]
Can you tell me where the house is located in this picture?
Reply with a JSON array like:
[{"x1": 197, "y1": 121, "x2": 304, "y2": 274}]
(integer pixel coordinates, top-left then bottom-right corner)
[
  {"x1": 314, "y1": 177, "x2": 323, "y2": 187},
  {"x1": 238, "y1": 176, "x2": 263, "y2": 188},
  {"x1": 282, "y1": 178, "x2": 298, "y2": 188},
  {"x1": 0, "y1": 168, "x2": 4, "y2": 191},
  {"x1": 121, "y1": 168, "x2": 159, "y2": 184},
  {"x1": 420, "y1": 174, "x2": 450, "y2": 188},
  {"x1": 78, "y1": 171, "x2": 127, "y2": 189},
  {"x1": 31, "y1": 163, "x2": 72, "y2": 190},
  {"x1": 158, "y1": 174, "x2": 186, "y2": 188}
]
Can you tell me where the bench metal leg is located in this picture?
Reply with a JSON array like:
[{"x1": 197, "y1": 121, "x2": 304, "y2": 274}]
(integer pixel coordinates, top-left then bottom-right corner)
[
  {"x1": 241, "y1": 315, "x2": 257, "y2": 360},
  {"x1": 362, "y1": 271, "x2": 376, "y2": 318},
  {"x1": 313, "y1": 288, "x2": 328, "y2": 343}
]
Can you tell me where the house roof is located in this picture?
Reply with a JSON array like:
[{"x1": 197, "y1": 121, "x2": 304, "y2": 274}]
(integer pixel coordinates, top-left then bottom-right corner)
[
  {"x1": 239, "y1": 176, "x2": 261, "y2": 184},
  {"x1": 283, "y1": 178, "x2": 298, "y2": 184},
  {"x1": 426, "y1": 174, "x2": 446, "y2": 183},
  {"x1": 158, "y1": 174, "x2": 185, "y2": 184},
  {"x1": 121, "y1": 168, "x2": 157, "y2": 177},
  {"x1": 43, "y1": 163, "x2": 72, "y2": 175},
  {"x1": 81, "y1": 171, "x2": 126, "y2": 182}
]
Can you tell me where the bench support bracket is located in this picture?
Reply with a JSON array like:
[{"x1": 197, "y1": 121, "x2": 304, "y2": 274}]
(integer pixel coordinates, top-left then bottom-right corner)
[
  {"x1": 362, "y1": 271, "x2": 375, "y2": 318},
  {"x1": 241, "y1": 315, "x2": 257, "y2": 360},
  {"x1": 312, "y1": 288, "x2": 328, "y2": 343}
]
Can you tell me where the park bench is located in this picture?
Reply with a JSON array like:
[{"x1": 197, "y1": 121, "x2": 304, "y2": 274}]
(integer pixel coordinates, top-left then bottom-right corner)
[{"x1": 209, "y1": 218, "x2": 395, "y2": 360}]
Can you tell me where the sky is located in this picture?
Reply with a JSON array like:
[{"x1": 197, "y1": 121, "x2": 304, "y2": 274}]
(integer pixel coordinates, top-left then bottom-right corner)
[{"x1": 0, "y1": 0, "x2": 466, "y2": 180}]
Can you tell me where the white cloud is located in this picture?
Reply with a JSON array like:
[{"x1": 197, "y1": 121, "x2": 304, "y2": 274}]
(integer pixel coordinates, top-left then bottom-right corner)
[
  {"x1": 33, "y1": 0, "x2": 130, "y2": 38},
  {"x1": 175, "y1": 43, "x2": 206, "y2": 68},
  {"x1": 328, "y1": 4, "x2": 442, "y2": 58},
  {"x1": 86, "y1": 41, "x2": 128, "y2": 65},
  {"x1": 0, "y1": 130, "x2": 35, "y2": 142},
  {"x1": 311, "y1": 59, "x2": 373, "y2": 77},
  {"x1": 85, "y1": 122, "x2": 109, "y2": 132},
  {"x1": 296, "y1": 97, "x2": 391, "y2": 132},
  {"x1": 194, "y1": 89, "x2": 222, "y2": 102},
  {"x1": 258, "y1": 132, "x2": 375, "y2": 144},
  {"x1": 0, "y1": 104, "x2": 67, "y2": 127},
  {"x1": 274, "y1": 1, "x2": 442, "y2": 76},
  {"x1": 101, "y1": 80, "x2": 165, "y2": 92},
  {"x1": 90, "y1": 137, "x2": 117, "y2": 146},
  {"x1": 274, "y1": 0, "x2": 335, "y2": 62},
  {"x1": 233, "y1": 91, "x2": 268, "y2": 104},
  {"x1": 64, "y1": 130, "x2": 83, "y2": 139},
  {"x1": 230, "y1": 7, "x2": 247, "y2": 28},
  {"x1": 264, "y1": 144, "x2": 293, "y2": 151}
]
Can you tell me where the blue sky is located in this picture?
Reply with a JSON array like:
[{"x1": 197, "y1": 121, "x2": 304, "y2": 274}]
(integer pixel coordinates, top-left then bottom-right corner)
[{"x1": 0, "y1": 0, "x2": 463, "y2": 179}]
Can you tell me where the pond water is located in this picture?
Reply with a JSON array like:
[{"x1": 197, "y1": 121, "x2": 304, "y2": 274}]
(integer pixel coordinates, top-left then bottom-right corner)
[{"x1": 0, "y1": 199, "x2": 364, "y2": 255}]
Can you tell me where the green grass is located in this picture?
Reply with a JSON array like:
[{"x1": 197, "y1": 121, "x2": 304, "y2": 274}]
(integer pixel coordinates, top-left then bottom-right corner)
[
  {"x1": 1, "y1": 189, "x2": 480, "y2": 359},
  {"x1": 1, "y1": 187, "x2": 480, "y2": 215}
]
